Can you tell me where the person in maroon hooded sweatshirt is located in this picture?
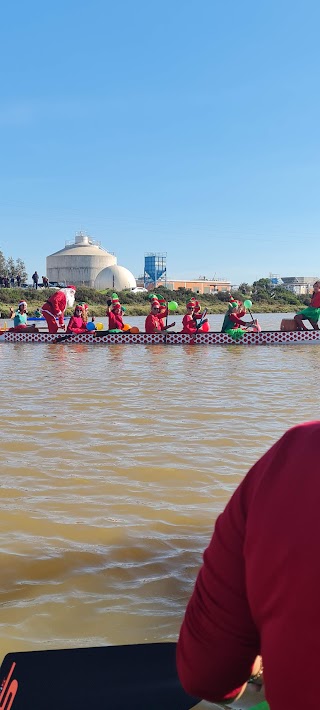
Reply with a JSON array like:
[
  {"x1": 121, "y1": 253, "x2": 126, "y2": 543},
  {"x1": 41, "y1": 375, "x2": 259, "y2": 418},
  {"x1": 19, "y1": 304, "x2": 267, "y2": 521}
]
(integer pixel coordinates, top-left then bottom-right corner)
[{"x1": 177, "y1": 421, "x2": 320, "y2": 710}]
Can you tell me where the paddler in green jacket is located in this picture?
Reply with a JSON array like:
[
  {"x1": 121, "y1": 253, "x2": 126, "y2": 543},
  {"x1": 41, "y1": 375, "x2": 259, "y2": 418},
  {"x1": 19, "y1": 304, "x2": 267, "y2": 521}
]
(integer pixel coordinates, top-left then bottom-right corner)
[{"x1": 221, "y1": 300, "x2": 253, "y2": 337}]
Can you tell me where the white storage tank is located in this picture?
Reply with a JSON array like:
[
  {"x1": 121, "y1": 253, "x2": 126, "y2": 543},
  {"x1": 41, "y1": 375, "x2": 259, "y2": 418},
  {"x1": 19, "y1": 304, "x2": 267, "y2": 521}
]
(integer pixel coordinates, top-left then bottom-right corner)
[
  {"x1": 94, "y1": 265, "x2": 137, "y2": 291},
  {"x1": 46, "y1": 233, "x2": 117, "y2": 287}
]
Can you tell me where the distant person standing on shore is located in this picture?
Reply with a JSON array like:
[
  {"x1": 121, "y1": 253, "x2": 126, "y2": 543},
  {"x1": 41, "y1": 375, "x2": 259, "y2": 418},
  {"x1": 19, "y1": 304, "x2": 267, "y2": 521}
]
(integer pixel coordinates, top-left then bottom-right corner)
[
  {"x1": 16, "y1": 273, "x2": 21, "y2": 287},
  {"x1": 32, "y1": 271, "x2": 39, "y2": 289},
  {"x1": 42, "y1": 276, "x2": 49, "y2": 288}
]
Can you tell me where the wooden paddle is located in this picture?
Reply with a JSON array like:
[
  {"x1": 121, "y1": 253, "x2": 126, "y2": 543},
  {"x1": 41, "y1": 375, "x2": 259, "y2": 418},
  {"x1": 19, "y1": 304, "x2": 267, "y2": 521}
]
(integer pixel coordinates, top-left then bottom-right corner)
[
  {"x1": 0, "y1": 642, "x2": 199, "y2": 710},
  {"x1": 243, "y1": 300, "x2": 256, "y2": 325}
]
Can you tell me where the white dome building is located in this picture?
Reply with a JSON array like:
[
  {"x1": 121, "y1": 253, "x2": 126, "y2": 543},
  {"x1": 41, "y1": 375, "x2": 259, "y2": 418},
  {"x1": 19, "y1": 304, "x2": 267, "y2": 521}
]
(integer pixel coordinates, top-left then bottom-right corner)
[
  {"x1": 47, "y1": 233, "x2": 117, "y2": 287},
  {"x1": 94, "y1": 264, "x2": 136, "y2": 291}
]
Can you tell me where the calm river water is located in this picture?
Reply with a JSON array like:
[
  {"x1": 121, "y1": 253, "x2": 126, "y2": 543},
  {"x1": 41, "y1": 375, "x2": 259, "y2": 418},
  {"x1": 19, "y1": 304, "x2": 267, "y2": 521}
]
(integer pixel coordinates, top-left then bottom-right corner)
[{"x1": 0, "y1": 312, "x2": 319, "y2": 704}]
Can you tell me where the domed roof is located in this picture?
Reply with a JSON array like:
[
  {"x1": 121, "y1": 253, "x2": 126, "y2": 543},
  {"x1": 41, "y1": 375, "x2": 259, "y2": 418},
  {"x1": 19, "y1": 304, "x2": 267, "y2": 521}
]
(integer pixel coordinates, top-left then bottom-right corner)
[
  {"x1": 94, "y1": 265, "x2": 136, "y2": 291},
  {"x1": 48, "y1": 234, "x2": 116, "y2": 259},
  {"x1": 49, "y1": 245, "x2": 113, "y2": 258}
]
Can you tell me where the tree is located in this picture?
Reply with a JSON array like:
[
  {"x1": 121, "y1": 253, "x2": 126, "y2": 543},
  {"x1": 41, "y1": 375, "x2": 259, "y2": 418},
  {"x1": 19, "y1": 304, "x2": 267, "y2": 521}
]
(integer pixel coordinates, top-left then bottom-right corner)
[
  {"x1": 230, "y1": 289, "x2": 246, "y2": 302},
  {"x1": 15, "y1": 258, "x2": 27, "y2": 282},
  {"x1": 217, "y1": 291, "x2": 232, "y2": 302},
  {"x1": 251, "y1": 278, "x2": 273, "y2": 302},
  {"x1": 238, "y1": 282, "x2": 251, "y2": 295},
  {"x1": 0, "y1": 254, "x2": 28, "y2": 281},
  {"x1": 252, "y1": 278, "x2": 273, "y2": 292},
  {"x1": 6, "y1": 256, "x2": 15, "y2": 276},
  {"x1": 0, "y1": 250, "x2": 6, "y2": 275}
]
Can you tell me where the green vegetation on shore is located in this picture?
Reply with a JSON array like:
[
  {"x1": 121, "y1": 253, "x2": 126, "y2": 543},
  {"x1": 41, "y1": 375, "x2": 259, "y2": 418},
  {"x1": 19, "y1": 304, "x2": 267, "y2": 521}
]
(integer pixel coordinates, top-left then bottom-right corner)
[{"x1": 0, "y1": 279, "x2": 311, "y2": 318}]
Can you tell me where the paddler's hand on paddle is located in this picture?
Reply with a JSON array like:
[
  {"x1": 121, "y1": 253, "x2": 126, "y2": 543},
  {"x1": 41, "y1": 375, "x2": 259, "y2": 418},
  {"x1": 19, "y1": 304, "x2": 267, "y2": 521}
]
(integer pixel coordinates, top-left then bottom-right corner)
[
  {"x1": 163, "y1": 322, "x2": 176, "y2": 330},
  {"x1": 250, "y1": 655, "x2": 263, "y2": 681},
  {"x1": 221, "y1": 656, "x2": 264, "y2": 708},
  {"x1": 196, "y1": 318, "x2": 208, "y2": 329}
]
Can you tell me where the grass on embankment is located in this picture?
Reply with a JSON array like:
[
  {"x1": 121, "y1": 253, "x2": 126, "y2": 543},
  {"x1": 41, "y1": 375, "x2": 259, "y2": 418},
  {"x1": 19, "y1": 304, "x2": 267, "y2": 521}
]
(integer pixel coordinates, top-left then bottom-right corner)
[{"x1": 0, "y1": 286, "x2": 306, "y2": 319}]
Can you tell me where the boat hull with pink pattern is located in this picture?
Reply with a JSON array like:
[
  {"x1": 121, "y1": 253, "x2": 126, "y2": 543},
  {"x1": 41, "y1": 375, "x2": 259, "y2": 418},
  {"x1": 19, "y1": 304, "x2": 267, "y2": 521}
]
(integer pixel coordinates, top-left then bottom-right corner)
[{"x1": 0, "y1": 330, "x2": 320, "y2": 345}]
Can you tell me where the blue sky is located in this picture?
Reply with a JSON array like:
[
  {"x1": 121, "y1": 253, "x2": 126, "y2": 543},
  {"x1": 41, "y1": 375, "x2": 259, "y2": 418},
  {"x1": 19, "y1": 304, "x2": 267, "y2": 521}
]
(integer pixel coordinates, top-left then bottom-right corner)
[{"x1": 1, "y1": 0, "x2": 320, "y2": 284}]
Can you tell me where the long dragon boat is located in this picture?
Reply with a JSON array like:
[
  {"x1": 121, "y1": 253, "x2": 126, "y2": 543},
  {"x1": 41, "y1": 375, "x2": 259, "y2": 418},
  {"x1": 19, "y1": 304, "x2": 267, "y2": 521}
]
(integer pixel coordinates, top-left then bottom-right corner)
[{"x1": 0, "y1": 329, "x2": 319, "y2": 345}]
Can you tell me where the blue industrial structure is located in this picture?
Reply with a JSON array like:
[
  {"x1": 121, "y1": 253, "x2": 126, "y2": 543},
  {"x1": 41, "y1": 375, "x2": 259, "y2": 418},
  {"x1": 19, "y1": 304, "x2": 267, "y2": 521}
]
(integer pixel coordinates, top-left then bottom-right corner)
[
  {"x1": 144, "y1": 253, "x2": 167, "y2": 287},
  {"x1": 269, "y1": 274, "x2": 283, "y2": 286}
]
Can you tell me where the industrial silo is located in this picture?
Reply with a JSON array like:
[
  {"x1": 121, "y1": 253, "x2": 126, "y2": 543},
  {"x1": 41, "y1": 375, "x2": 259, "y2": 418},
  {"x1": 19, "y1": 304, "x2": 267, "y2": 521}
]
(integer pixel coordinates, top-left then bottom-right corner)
[{"x1": 46, "y1": 233, "x2": 117, "y2": 287}]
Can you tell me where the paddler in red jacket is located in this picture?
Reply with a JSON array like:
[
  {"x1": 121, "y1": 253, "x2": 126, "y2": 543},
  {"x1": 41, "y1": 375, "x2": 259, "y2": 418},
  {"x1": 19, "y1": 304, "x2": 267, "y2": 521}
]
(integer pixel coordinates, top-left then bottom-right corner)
[
  {"x1": 66, "y1": 305, "x2": 88, "y2": 334},
  {"x1": 145, "y1": 299, "x2": 162, "y2": 333},
  {"x1": 106, "y1": 298, "x2": 124, "y2": 330},
  {"x1": 145, "y1": 298, "x2": 176, "y2": 333},
  {"x1": 181, "y1": 301, "x2": 198, "y2": 334},
  {"x1": 181, "y1": 299, "x2": 208, "y2": 334},
  {"x1": 41, "y1": 286, "x2": 76, "y2": 333},
  {"x1": 181, "y1": 298, "x2": 203, "y2": 332},
  {"x1": 155, "y1": 295, "x2": 168, "y2": 329},
  {"x1": 192, "y1": 298, "x2": 201, "y2": 316}
]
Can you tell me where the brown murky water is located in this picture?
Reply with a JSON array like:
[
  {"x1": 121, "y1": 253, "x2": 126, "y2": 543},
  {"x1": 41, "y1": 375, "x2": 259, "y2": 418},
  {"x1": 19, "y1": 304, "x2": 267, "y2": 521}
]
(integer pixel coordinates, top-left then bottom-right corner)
[{"x1": 0, "y1": 312, "x2": 319, "y2": 705}]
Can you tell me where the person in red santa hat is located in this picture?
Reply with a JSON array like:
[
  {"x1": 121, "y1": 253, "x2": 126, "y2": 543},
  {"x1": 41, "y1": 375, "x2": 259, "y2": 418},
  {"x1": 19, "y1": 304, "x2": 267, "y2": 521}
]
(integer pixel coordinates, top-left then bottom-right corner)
[
  {"x1": 66, "y1": 305, "x2": 88, "y2": 334},
  {"x1": 229, "y1": 298, "x2": 246, "y2": 318},
  {"x1": 144, "y1": 298, "x2": 174, "y2": 333},
  {"x1": 189, "y1": 297, "x2": 203, "y2": 321},
  {"x1": 77, "y1": 301, "x2": 95, "y2": 326},
  {"x1": 106, "y1": 297, "x2": 124, "y2": 331},
  {"x1": 181, "y1": 301, "x2": 199, "y2": 334},
  {"x1": 145, "y1": 299, "x2": 163, "y2": 333},
  {"x1": 192, "y1": 297, "x2": 201, "y2": 315},
  {"x1": 181, "y1": 299, "x2": 209, "y2": 334},
  {"x1": 156, "y1": 295, "x2": 176, "y2": 331},
  {"x1": 41, "y1": 286, "x2": 76, "y2": 333},
  {"x1": 146, "y1": 296, "x2": 176, "y2": 333},
  {"x1": 155, "y1": 295, "x2": 168, "y2": 329}
]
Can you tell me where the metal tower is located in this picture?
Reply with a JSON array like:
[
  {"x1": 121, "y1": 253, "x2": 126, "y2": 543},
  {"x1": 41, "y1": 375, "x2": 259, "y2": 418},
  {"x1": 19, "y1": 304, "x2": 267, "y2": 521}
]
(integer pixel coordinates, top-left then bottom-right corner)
[{"x1": 144, "y1": 253, "x2": 167, "y2": 287}]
